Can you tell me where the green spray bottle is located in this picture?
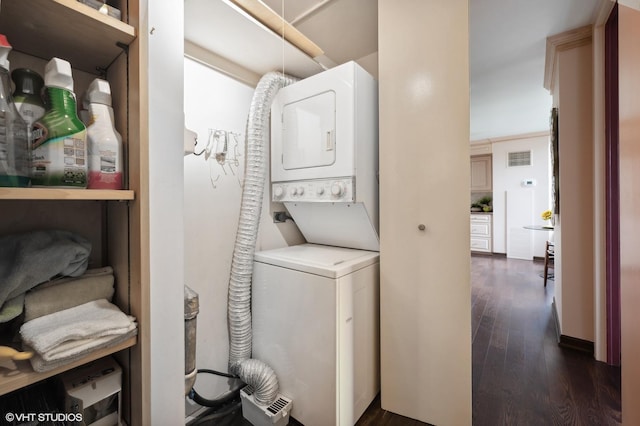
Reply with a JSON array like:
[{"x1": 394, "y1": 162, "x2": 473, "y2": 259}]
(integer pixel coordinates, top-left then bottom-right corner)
[{"x1": 31, "y1": 58, "x2": 87, "y2": 188}]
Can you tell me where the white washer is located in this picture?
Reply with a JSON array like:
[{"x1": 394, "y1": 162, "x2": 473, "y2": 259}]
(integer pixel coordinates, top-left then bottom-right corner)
[{"x1": 252, "y1": 244, "x2": 380, "y2": 426}]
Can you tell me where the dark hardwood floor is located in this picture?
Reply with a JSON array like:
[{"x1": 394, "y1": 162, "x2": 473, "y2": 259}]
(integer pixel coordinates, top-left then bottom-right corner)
[
  {"x1": 470, "y1": 255, "x2": 621, "y2": 426},
  {"x1": 193, "y1": 255, "x2": 621, "y2": 425}
]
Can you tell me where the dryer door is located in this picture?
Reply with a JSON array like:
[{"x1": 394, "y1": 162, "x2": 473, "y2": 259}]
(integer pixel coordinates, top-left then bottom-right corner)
[{"x1": 282, "y1": 91, "x2": 336, "y2": 170}]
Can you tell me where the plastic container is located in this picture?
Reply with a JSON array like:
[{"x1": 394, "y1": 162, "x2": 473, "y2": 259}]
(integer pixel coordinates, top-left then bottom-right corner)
[
  {"x1": 85, "y1": 78, "x2": 123, "y2": 189},
  {"x1": 0, "y1": 34, "x2": 30, "y2": 187},
  {"x1": 12, "y1": 68, "x2": 45, "y2": 145},
  {"x1": 31, "y1": 58, "x2": 87, "y2": 188}
]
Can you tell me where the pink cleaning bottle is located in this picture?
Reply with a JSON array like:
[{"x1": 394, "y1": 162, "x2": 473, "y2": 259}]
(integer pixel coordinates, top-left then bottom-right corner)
[{"x1": 85, "y1": 78, "x2": 123, "y2": 189}]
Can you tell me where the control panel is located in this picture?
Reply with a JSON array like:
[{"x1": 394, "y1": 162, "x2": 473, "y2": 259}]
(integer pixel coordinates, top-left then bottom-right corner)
[{"x1": 272, "y1": 178, "x2": 355, "y2": 203}]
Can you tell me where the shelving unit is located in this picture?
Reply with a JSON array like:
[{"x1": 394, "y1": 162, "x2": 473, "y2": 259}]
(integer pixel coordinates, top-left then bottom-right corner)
[
  {"x1": 0, "y1": 1, "x2": 146, "y2": 424},
  {"x1": 0, "y1": 188, "x2": 135, "y2": 200},
  {"x1": 0, "y1": 336, "x2": 136, "y2": 396}
]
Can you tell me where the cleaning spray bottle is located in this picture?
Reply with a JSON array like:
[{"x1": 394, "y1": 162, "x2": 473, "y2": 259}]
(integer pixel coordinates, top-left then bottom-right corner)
[
  {"x1": 0, "y1": 34, "x2": 30, "y2": 187},
  {"x1": 12, "y1": 68, "x2": 45, "y2": 146},
  {"x1": 31, "y1": 58, "x2": 87, "y2": 188},
  {"x1": 85, "y1": 78, "x2": 123, "y2": 189}
]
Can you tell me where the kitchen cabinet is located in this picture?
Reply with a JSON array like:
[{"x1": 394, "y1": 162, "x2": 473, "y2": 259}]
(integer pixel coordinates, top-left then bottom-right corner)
[
  {"x1": 0, "y1": 1, "x2": 147, "y2": 423},
  {"x1": 470, "y1": 214, "x2": 492, "y2": 253},
  {"x1": 470, "y1": 154, "x2": 492, "y2": 192}
]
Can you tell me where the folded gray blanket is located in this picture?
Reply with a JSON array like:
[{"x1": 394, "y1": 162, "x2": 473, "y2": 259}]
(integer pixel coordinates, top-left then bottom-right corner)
[
  {"x1": 0, "y1": 230, "x2": 91, "y2": 320},
  {"x1": 24, "y1": 266, "x2": 114, "y2": 322}
]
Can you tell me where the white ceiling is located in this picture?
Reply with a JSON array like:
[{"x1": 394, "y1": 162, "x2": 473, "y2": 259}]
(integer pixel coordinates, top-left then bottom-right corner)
[{"x1": 184, "y1": 0, "x2": 604, "y2": 141}]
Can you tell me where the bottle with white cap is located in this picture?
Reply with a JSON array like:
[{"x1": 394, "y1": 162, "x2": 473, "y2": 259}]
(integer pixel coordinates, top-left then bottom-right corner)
[
  {"x1": 31, "y1": 57, "x2": 87, "y2": 188},
  {"x1": 85, "y1": 78, "x2": 123, "y2": 189},
  {"x1": 0, "y1": 34, "x2": 30, "y2": 187}
]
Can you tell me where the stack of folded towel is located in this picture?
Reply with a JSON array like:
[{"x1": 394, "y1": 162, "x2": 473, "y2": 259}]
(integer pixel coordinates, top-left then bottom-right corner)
[{"x1": 20, "y1": 299, "x2": 137, "y2": 372}]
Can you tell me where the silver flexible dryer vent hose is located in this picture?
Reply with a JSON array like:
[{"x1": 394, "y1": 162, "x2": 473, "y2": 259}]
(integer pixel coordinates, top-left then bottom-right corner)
[{"x1": 228, "y1": 71, "x2": 297, "y2": 406}]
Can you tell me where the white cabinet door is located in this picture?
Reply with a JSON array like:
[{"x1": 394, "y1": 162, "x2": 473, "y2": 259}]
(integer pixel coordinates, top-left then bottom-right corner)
[{"x1": 379, "y1": 2, "x2": 471, "y2": 425}]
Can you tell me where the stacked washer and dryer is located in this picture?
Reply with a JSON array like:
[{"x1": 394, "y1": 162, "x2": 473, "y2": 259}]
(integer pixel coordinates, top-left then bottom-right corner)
[{"x1": 251, "y1": 61, "x2": 379, "y2": 426}]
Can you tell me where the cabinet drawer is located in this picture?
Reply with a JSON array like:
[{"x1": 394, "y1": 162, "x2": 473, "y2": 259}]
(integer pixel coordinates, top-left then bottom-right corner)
[
  {"x1": 470, "y1": 237, "x2": 491, "y2": 252},
  {"x1": 470, "y1": 214, "x2": 490, "y2": 222},
  {"x1": 470, "y1": 223, "x2": 491, "y2": 236}
]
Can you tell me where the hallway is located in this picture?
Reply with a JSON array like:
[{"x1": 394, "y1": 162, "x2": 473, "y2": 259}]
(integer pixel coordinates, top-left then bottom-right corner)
[
  {"x1": 470, "y1": 255, "x2": 621, "y2": 426},
  {"x1": 355, "y1": 255, "x2": 621, "y2": 425}
]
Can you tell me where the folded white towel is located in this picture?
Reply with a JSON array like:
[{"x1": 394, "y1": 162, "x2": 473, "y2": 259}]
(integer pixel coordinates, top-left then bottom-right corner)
[
  {"x1": 41, "y1": 319, "x2": 136, "y2": 361},
  {"x1": 26, "y1": 327, "x2": 138, "y2": 373},
  {"x1": 20, "y1": 299, "x2": 135, "y2": 356}
]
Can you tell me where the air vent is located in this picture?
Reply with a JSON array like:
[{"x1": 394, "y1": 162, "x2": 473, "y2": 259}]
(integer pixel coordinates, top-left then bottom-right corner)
[
  {"x1": 241, "y1": 386, "x2": 292, "y2": 426},
  {"x1": 267, "y1": 397, "x2": 289, "y2": 415},
  {"x1": 508, "y1": 151, "x2": 531, "y2": 167}
]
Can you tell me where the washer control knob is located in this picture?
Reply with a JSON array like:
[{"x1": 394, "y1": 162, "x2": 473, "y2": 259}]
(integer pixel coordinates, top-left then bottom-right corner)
[
  {"x1": 331, "y1": 182, "x2": 345, "y2": 197},
  {"x1": 297, "y1": 186, "x2": 305, "y2": 195},
  {"x1": 290, "y1": 187, "x2": 298, "y2": 196},
  {"x1": 273, "y1": 186, "x2": 284, "y2": 198},
  {"x1": 317, "y1": 187, "x2": 325, "y2": 196}
]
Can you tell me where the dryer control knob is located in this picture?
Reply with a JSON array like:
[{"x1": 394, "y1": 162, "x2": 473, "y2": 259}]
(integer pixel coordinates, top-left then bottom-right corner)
[
  {"x1": 290, "y1": 187, "x2": 298, "y2": 196},
  {"x1": 273, "y1": 186, "x2": 284, "y2": 198},
  {"x1": 317, "y1": 187, "x2": 325, "y2": 195},
  {"x1": 297, "y1": 186, "x2": 305, "y2": 195},
  {"x1": 331, "y1": 182, "x2": 345, "y2": 197}
]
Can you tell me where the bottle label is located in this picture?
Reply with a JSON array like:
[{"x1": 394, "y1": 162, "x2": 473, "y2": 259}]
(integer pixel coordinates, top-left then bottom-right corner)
[
  {"x1": 88, "y1": 148, "x2": 122, "y2": 189},
  {"x1": 31, "y1": 130, "x2": 88, "y2": 187}
]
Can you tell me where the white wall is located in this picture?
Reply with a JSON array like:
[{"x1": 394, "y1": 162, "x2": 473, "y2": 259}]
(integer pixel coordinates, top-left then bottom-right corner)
[
  {"x1": 492, "y1": 135, "x2": 551, "y2": 259},
  {"x1": 145, "y1": 1, "x2": 186, "y2": 423},
  {"x1": 183, "y1": 58, "x2": 304, "y2": 399}
]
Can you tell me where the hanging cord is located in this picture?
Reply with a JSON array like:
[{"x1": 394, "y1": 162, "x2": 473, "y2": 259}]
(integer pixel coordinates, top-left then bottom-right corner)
[{"x1": 281, "y1": 0, "x2": 285, "y2": 78}]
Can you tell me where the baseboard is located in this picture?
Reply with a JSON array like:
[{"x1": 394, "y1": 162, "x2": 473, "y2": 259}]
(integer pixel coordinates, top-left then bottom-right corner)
[
  {"x1": 533, "y1": 256, "x2": 544, "y2": 263},
  {"x1": 551, "y1": 298, "x2": 595, "y2": 355},
  {"x1": 551, "y1": 298, "x2": 561, "y2": 342},
  {"x1": 559, "y1": 335, "x2": 595, "y2": 355}
]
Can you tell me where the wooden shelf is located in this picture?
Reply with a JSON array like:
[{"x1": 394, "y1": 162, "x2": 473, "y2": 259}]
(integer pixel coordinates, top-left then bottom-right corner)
[
  {"x1": 0, "y1": 188, "x2": 135, "y2": 200},
  {"x1": 0, "y1": 0, "x2": 136, "y2": 74},
  {"x1": 0, "y1": 336, "x2": 136, "y2": 396}
]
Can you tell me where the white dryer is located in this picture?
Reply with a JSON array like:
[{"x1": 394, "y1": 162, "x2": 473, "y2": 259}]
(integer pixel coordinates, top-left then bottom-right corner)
[
  {"x1": 251, "y1": 244, "x2": 380, "y2": 426},
  {"x1": 270, "y1": 61, "x2": 379, "y2": 251}
]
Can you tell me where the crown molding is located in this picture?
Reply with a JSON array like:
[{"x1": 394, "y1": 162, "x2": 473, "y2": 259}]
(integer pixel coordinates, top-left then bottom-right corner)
[
  {"x1": 544, "y1": 25, "x2": 593, "y2": 92},
  {"x1": 471, "y1": 131, "x2": 550, "y2": 146},
  {"x1": 595, "y1": 0, "x2": 616, "y2": 26}
]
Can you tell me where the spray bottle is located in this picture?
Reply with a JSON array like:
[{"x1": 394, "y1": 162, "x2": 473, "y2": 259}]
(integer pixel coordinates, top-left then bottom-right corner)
[
  {"x1": 31, "y1": 58, "x2": 87, "y2": 188},
  {"x1": 85, "y1": 78, "x2": 123, "y2": 189},
  {"x1": 12, "y1": 68, "x2": 45, "y2": 146},
  {"x1": 0, "y1": 34, "x2": 30, "y2": 187}
]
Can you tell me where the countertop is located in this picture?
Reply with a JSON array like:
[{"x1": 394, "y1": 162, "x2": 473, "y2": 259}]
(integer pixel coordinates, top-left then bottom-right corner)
[{"x1": 470, "y1": 211, "x2": 493, "y2": 215}]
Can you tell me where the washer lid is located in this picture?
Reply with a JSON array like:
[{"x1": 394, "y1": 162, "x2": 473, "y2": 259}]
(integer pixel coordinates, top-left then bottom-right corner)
[{"x1": 254, "y1": 243, "x2": 379, "y2": 278}]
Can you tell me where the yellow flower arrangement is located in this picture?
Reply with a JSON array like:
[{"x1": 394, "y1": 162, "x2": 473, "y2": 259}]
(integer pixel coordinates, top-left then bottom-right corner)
[{"x1": 541, "y1": 209, "x2": 553, "y2": 221}]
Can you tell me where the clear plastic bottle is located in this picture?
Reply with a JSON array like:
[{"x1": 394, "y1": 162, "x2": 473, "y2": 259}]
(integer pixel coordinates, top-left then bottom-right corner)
[
  {"x1": 12, "y1": 68, "x2": 45, "y2": 146},
  {"x1": 0, "y1": 34, "x2": 30, "y2": 187},
  {"x1": 31, "y1": 58, "x2": 87, "y2": 188},
  {"x1": 85, "y1": 78, "x2": 123, "y2": 189}
]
